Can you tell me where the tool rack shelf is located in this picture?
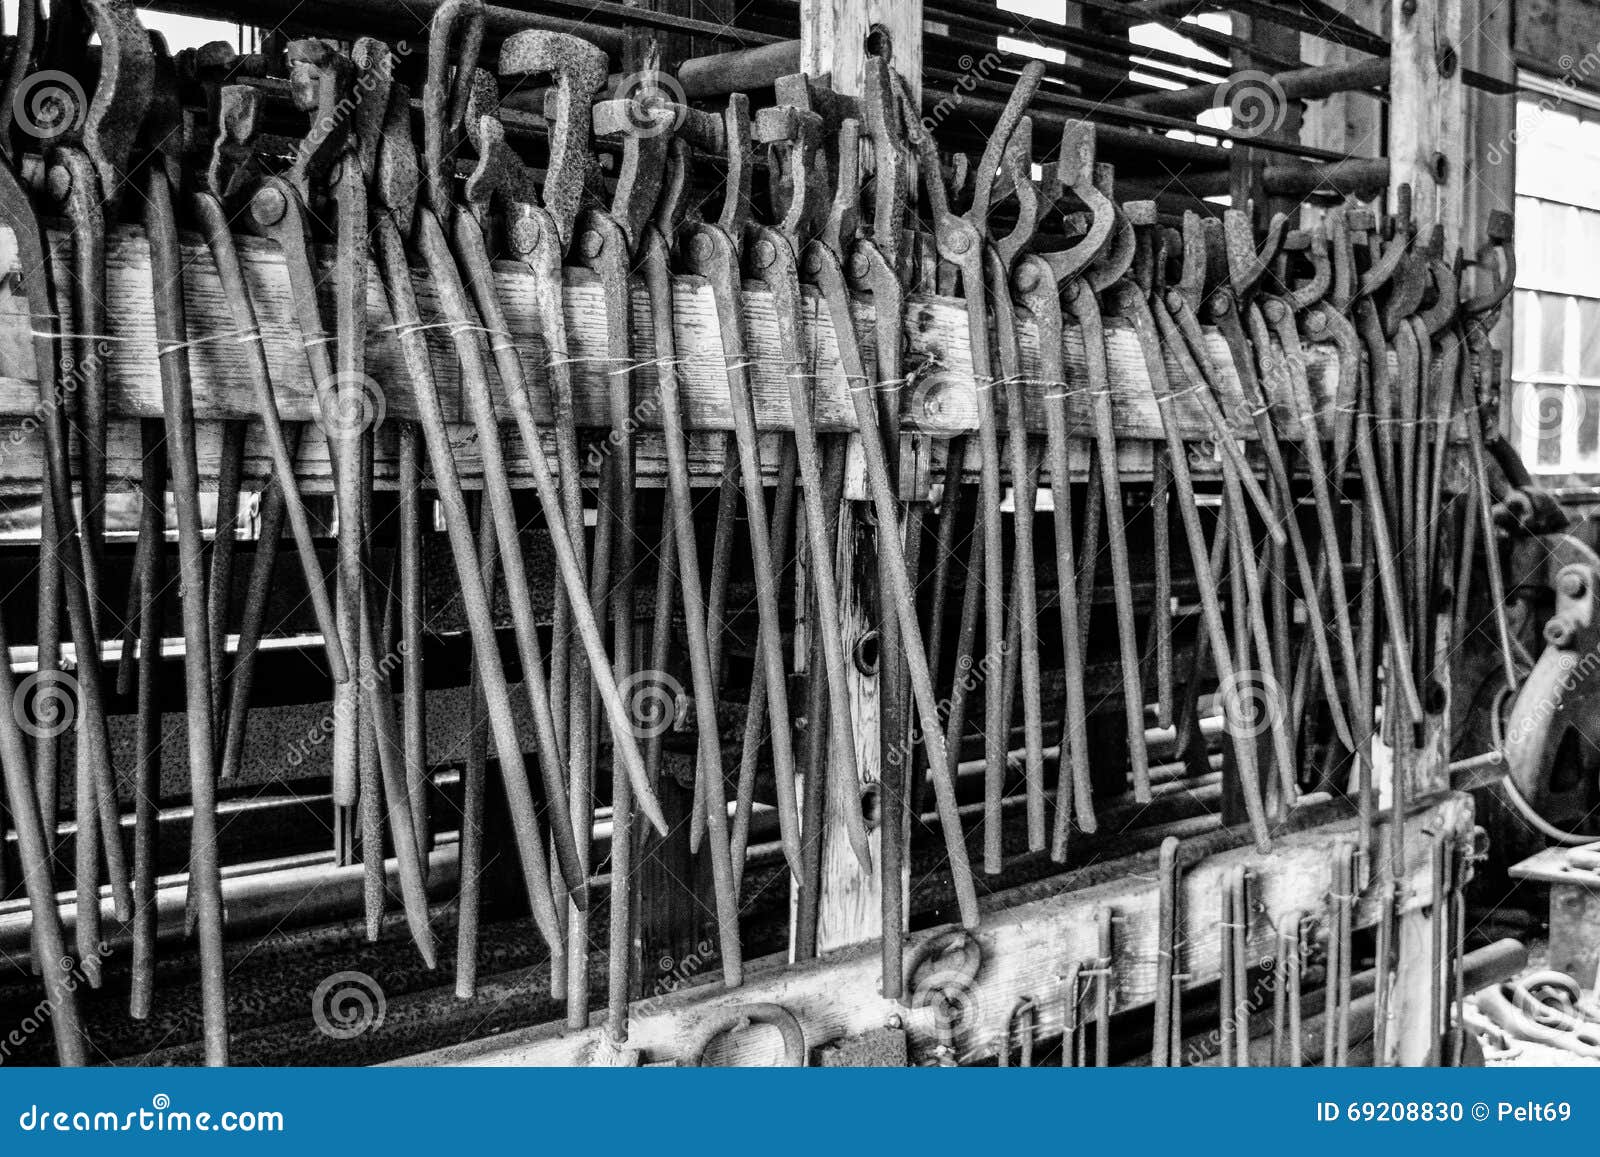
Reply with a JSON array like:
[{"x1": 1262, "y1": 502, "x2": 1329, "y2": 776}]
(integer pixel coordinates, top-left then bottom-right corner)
[
  {"x1": 0, "y1": 222, "x2": 1374, "y2": 495},
  {"x1": 399, "y1": 793, "x2": 1476, "y2": 1067}
]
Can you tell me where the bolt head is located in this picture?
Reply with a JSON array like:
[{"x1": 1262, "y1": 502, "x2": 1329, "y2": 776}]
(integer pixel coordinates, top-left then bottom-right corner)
[
  {"x1": 945, "y1": 229, "x2": 972, "y2": 256},
  {"x1": 45, "y1": 165, "x2": 72, "y2": 204},
  {"x1": 753, "y1": 238, "x2": 777, "y2": 270},
  {"x1": 1545, "y1": 615, "x2": 1578, "y2": 649},
  {"x1": 251, "y1": 185, "x2": 288, "y2": 227},
  {"x1": 687, "y1": 232, "x2": 714, "y2": 267},
  {"x1": 1560, "y1": 568, "x2": 1589, "y2": 600},
  {"x1": 578, "y1": 229, "x2": 604, "y2": 260},
  {"x1": 511, "y1": 216, "x2": 542, "y2": 257}
]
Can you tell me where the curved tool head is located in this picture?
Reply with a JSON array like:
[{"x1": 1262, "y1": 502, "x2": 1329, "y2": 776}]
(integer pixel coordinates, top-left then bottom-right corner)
[
  {"x1": 461, "y1": 67, "x2": 531, "y2": 226},
  {"x1": 714, "y1": 94, "x2": 755, "y2": 241},
  {"x1": 965, "y1": 59, "x2": 1044, "y2": 231},
  {"x1": 1169, "y1": 211, "x2": 1207, "y2": 313},
  {"x1": 284, "y1": 39, "x2": 356, "y2": 200},
  {"x1": 990, "y1": 115, "x2": 1042, "y2": 272},
  {"x1": 1034, "y1": 120, "x2": 1113, "y2": 287},
  {"x1": 592, "y1": 57, "x2": 674, "y2": 248},
  {"x1": 1223, "y1": 206, "x2": 1288, "y2": 299},
  {"x1": 862, "y1": 55, "x2": 908, "y2": 272},
  {"x1": 1085, "y1": 166, "x2": 1134, "y2": 292},
  {"x1": 818, "y1": 117, "x2": 862, "y2": 257},
  {"x1": 652, "y1": 137, "x2": 691, "y2": 241},
  {"x1": 1284, "y1": 226, "x2": 1331, "y2": 312},
  {"x1": 137, "y1": 31, "x2": 183, "y2": 192},
  {"x1": 755, "y1": 102, "x2": 824, "y2": 247},
  {"x1": 498, "y1": 28, "x2": 609, "y2": 250},
  {"x1": 351, "y1": 37, "x2": 398, "y2": 188},
  {"x1": 422, "y1": 0, "x2": 485, "y2": 221},
  {"x1": 80, "y1": 0, "x2": 154, "y2": 206},
  {"x1": 206, "y1": 83, "x2": 262, "y2": 206},
  {"x1": 1464, "y1": 208, "x2": 1515, "y2": 315}
]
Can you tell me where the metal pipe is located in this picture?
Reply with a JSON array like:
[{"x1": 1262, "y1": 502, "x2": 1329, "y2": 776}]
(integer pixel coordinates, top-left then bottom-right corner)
[
  {"x1": 1127, "y1": 58, "x2": 1389, "y2": 114},
  {"x1": 678, "y1": 40, "x2": 802, "y2": 98}
]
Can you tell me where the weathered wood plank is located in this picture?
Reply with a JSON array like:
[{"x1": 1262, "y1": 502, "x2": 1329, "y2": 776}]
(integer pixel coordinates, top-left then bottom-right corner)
[
  {"x1": 397, "y1": 791, "x2": 1474, "y2": 1066},
  {"x1": 0, "y1": 221, "x2": 1353, "y2": 494}
]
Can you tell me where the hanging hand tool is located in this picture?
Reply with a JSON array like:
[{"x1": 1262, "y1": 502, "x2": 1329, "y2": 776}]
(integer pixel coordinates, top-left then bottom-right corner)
[
  {"x1": 0, "y1": 149, "x2": 89, "y2": 1065},
  {"x1": 481, "y1": 23, "x2": 671, "y2": 843},
  {"x1": 747, "y1": 100, "x2": 870, "y2": 873},
  {"x1": 637, "y1": 160, "x2": 745, "y2": 985},
  {"x1": 673, "y1": 92, "x2": 808, "y2": 878},
  {"x1": 39, "y1": 0, "x2": 146, "y2": 932},
  {"x1": 1114, "y1": 209, "x2": 1277, "y2": 845},
  {"x1": 360, "y1": 47, "x2": 566, "y2": 960},
  {"x1": 245, "y1": 39, "x2": 436, "y2": 968},
  {"x1": 814, "y1": 237, "x2": 981, "y2": 930},
  {"x1": 1457, "y1": 213, "x2": 1518, "y2": 691},
  {"x1": 140, "y1": 34, "x2": 230, "y2": 1063},
  {"x1": 895, "y1": 63, "x2": 1046, "y2": 851},
  {"x1": 425, "y1": 13, "x2": 592, "y2": 915},
  {"x1": 194, "y1": 84, "x2": 347, "y2": 685},
  {"x1": 1068, "y1": 173, "x2": 1153, "y2": 803},
  {"x1": 492, "y1": 25, "x2": 601, "y2": 760},
  {"x1": 986, "y1": 118, "x2": 1047, "y2": 855},
  {"x1": 48, "y1": 0, "x2": 150, "y2": 631},
  {"x1": 1011, "y1": 121, "x2": 1108, "y2": 849},
  {"x1": 127, "y1": 421, "x2": 165, "y2": 1020}
]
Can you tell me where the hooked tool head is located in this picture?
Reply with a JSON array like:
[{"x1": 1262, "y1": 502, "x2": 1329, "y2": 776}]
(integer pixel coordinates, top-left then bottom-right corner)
[
  {"x1": 283, "y1": 39, "x2": 356, "y2": 201},
  {"x1": 78, "y1": 0, "x2": 154, "y2": 206},
  {"x1": 498, "y1": 27, "x2": 609, "y2": 251}
]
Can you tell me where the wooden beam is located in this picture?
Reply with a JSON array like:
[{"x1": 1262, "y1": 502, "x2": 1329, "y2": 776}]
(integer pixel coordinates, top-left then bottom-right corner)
[
  {"x1": 0, "y1": 223, "x2": 1352, "y2": 495},
  {"x1": 1390, "y1": 0, "x2": 1467, "y2": 237},
  {"x1": 1386, "y1": 0, "x2": 1468, "y2": 1066},
  {"x1": 394, "y1": 791, "x2": 1475, "y2": 1065}
]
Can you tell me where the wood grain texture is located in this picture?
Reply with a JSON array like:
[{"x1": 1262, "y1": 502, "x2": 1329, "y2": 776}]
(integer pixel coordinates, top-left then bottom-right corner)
[
  {"x1": 397, "y1": 792, "x2": 1474, "y2": 1066},
  {"x1": 0, "y1": 222, "x2": 1358, "y2": 494}
]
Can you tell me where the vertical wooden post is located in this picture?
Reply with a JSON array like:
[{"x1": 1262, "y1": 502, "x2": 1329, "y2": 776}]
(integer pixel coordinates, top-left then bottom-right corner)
[
  {"x1": 1387, "y1": 0, "x2": 1469, "y2": 1065},
  {"x1": 797, "y1": 0, "x2": 921, "y2": 958},
  {"x1": 1390, "y1": 0, "x2": 1467, "y2": 239}
]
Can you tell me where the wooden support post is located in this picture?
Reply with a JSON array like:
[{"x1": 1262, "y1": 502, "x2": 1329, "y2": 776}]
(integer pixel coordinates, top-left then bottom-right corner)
[
  {"x1": 1387, "y1": 0, "x2": 1469, "y2": 1065},
  {"x1": 797, "y1": 0, "x2": 921, "y2": 958}
]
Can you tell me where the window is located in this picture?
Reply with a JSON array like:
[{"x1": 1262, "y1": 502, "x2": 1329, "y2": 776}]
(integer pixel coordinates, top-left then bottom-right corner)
[{"x1": 1510, "y1": 79, "x2": 1600, "y2": 476}]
